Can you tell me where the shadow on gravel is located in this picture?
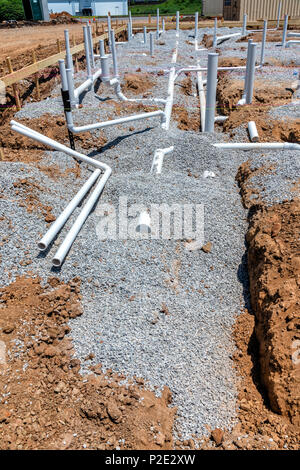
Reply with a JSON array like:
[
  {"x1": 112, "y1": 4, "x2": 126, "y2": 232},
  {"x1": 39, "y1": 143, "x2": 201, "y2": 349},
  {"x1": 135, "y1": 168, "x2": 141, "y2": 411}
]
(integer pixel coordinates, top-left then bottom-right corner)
[{"x1": 88, "y1": 126, "x2": 154, "y2": 156}]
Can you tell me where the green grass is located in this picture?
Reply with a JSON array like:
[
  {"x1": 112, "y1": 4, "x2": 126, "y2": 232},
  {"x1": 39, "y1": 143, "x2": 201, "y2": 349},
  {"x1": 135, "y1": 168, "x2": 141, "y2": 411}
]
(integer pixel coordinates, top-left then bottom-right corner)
[{"x1": 130, "y1": 0, "x2": 202, "y2": 16}]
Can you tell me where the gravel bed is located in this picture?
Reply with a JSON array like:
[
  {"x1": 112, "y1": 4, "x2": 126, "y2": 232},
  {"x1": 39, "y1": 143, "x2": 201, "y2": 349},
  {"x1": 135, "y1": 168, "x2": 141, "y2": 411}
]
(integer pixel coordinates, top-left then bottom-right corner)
[{"x1": 1, "y1": 27, "x2": 299, "y2": 443}]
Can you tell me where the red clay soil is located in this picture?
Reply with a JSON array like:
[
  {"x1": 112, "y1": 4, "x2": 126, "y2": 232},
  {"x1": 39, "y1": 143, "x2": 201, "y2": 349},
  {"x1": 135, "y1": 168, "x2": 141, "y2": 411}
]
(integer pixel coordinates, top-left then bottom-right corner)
[
  {"x1": 216, "y1": 74, "x2": 300, "y2": 142},
  {"x1": 0, "y1": 114, "x2": 107, "y2": 163},
  {"x1": 12, "y1": 178, "x2": 56, "y2": 223},
  {"x1": 121, "y1": 73, "x2": 155, "y2": 96},
  {"x1": 246, "y1": 200, "x2": 300, "y2": 426},
  {"x1": 0, "y1": 276, "x2": 176, "y2": 450},
  {"x1": 172, "y1": 105, "x2": 200, "y2": 132}
]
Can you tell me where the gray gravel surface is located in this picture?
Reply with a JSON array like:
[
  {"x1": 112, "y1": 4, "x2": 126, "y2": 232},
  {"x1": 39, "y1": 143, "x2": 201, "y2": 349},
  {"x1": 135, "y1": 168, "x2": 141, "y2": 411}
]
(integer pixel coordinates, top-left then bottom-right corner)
[{"x1": 1, "y1": 26, "x2": 299, "y2": 443}]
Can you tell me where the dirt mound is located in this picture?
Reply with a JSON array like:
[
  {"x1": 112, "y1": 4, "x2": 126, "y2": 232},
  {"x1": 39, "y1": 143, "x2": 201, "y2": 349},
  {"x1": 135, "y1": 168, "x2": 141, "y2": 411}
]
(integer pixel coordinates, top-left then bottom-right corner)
[
  {"x1": 202, "y1": 33, "x2": 213, "y2": 48},
  {"x1": 12, "y1": 178, "x2": 55, "y2": 223},
  {"x1": 173, "y1": 105, "x2": 200, "y2": 132},
  {"x1": 122, "y1": 73, "x2": 155, "y2": 96},
  {"x1": 218, "y1": 57, "x2": 247, "y2": 67},
  {"x1": 180, "y1": 75, "x2": 193, "y2": 96},
  {"x1": 0, "y1": 276, "x2": 176, "y2": 450},
  {"x1": 50, "y1": 12, "x2": 72, "y2": 19},
  {"x1": 246, "y1": 200, "x2": 300, "y2": 425},
  {"x1": 217, "y1": 76, "x2": 294, "y2": 115},
  {"x1": 0, "y1": 114, "x2": 107, "y2": 163}
]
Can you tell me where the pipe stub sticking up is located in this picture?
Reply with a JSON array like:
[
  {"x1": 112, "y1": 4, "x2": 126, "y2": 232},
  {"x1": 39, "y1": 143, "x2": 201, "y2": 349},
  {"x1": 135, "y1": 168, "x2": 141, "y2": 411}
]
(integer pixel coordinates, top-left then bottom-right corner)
[{"x1": 136, "y1": 211, "x2": 151, "y2": 234}]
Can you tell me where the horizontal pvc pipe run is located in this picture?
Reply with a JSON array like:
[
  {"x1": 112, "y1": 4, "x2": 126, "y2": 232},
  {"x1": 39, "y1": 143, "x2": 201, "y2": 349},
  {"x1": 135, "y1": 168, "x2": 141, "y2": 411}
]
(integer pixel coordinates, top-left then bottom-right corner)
[
  {"x1": 52, "y1": 169, "x2": 111, "y2": 267},
  {"x1": 287, "y1": 32, "x2": 300, "y2": 37},
  {"x1": 10, "y1": 121, "x2": 112, "y2": 267},
  {"x1": 38, "y1": 169, "x2": 101, "y2": 250},
  {"x1": 213, "y1": 142, "x2": 300, "y2": 150},
  {"x1": 286, "y1": 40, "x2": 300, "y2": 46},
  {"x1": 216, "y1": 32, "x2": 241, "y2": 42},
  {"x1": 68, "y1": 110, "x2": 166, "y2": 133}
]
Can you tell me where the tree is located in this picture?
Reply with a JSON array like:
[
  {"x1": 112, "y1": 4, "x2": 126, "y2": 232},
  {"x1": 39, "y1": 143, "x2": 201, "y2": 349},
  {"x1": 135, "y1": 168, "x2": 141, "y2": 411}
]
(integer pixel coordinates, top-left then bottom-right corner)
[{"x1": 0, "y1": 0, "x2": 25, "y2": 22}]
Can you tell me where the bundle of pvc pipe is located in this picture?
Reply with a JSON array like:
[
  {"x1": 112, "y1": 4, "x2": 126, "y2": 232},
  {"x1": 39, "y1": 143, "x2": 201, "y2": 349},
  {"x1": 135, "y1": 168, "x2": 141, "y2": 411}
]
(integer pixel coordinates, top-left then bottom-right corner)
[
  {"x1": 213, "y1": 142, "x2": 300, "y2": 151},
  {"x1": 10, "y1": 120, "x2": 112, "y2": 267},
  {"x1": 204, "y1": 53, "x2": 218, "y2": 133},
  {"x1": 150, "y1": 146, "x2": 174, "y2": 174},
  {"x1": 248, "y1": 121, "x2": 259, "y2": 142}
]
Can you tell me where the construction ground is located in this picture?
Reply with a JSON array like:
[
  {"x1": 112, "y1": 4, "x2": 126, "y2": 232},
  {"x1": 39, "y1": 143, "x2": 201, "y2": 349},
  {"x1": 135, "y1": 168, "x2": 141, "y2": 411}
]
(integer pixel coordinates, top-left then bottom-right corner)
[{"x1": 0, "y1": 15, "x2": 299, "y2": 450}]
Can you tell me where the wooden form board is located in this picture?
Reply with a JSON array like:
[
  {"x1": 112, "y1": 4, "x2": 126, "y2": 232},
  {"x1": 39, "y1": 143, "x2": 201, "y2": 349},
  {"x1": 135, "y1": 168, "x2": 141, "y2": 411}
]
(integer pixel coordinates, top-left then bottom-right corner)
[{"x1": 1, "y1": 25, "x2": 126, "y2": 87}]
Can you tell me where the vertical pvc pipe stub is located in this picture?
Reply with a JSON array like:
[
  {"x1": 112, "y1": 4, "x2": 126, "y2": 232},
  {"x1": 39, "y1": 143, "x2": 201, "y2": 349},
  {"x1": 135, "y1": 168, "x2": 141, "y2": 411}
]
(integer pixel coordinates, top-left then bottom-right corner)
[{"x1": 204, "y1": 53, "x2": 219, "y2": 134}]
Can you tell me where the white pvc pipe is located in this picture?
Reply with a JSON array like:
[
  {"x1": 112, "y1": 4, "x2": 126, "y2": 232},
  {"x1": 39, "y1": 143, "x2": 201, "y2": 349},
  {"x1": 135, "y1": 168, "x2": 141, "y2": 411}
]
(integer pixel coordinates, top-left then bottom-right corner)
[
  {"x1": 216, "y1": 32, "x2": 241, "y2": 43},
  {"x1": 38, "y1": 169, "x2": 101, "y2": 250},
  {"x1": 248, "y1": 121, "x2": 259, "y2": 142},
  {"x1": 150, "y1": 32, "x2": 154, "y2": 56},
  {"x1": 110, "y1": 29, "x2": 118, "y2": 77},
  {"x1": 286, "y1": 40, "x2": 300, "y2": 46},
  {"x1": 204, "y1": 53, "x2": 218, "y2": 133},
  {"x1": 143, "y1": 26, "x2": 147, "y2": 44},
  {"x1": 87, "y1": 24, "x2": 95, "y2": 68},
  {"x1": 10, "y1": 121, "x2": 112, "y2": 266},
  {"x1": 150, "y1": 146, "x2": 174, "y2": 174},
  {"x1": 213, "y1": 142, "x2": 300, "y2": 150},
  {"x1": 195, "y1": 12, "x2": 198, "y2": 39},
  {"x1": 215, "y1": 116, "x2": 228, "y2": 122},
  {"x1": 282, "y1": 14, "x2": 288, "y2": 47},
  {"x1": 287, "y1": 32, "x2": 300, "y2": 37},
  {"x1": 197, "y1": 68, "x2": 206, "y2": 132},
  {"x1": 213, "y1": 17, "x2": 217, "y2": 48},
  {"x1": 277, "y1": 1, "x2": 282, "y2": 29},
  {"x1": 52, "y1": 169, "x2": 111, "y2": 266},
  {"x1": 64, "y1": 29, "x2": 73, "y2": 74},
  {"x1": 83, "y1": 26, "x2": 92, "y2": 81},
  {"x1": 260, "y1": 20, "x2": 267, "y2": 66},
  {"x1": 156, "y1": 8, "x2": 160, "y2": 39},
  {"x1": 136, "y1": 211, "x2": 151, "y2": 234},
  {"x1": 246, "y1": 42, "x2": 257, "y2": 104},
  {"x1": 176, "y1": 11, "x2": 179, "y2": 36},
  {"x1": 67, "y1": 110, "x2": 166, "y2": 133},
  {"x1": 242, "y1": 13, "x2": 247, "y2": 36}
]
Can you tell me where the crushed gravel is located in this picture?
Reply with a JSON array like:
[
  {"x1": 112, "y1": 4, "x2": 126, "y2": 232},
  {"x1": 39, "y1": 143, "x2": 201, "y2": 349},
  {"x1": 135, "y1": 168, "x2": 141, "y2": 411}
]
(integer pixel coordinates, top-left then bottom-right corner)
[{"x1": 0, "y1": 26, "x2": 299, "y2": 442}]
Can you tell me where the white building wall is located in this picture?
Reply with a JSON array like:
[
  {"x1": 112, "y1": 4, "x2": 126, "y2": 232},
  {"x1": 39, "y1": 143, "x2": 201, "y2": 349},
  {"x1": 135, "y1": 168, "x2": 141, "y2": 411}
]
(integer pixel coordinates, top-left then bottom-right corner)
[
  {"x1": 48, "y1": 0, "x2": 128, "y2": 16},
  {"x1": 202, "y1": 0, "x2": 223, "y2": 16}
]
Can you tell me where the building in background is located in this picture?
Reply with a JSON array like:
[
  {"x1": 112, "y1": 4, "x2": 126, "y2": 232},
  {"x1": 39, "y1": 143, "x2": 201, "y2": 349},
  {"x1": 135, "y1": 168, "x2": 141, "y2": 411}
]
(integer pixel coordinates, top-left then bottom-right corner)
[
  {"x1": 223, "y1": 0, "x2": 300, "y2": 21},
  {"x1": 202, "y1": 0, "x2": 223, "y2": 17},
  {"x1": 22, "y1": 0, "x2": 50, "y2": 20},
  {"x1": 47, "y1": 0, "x2": 128, "y2": 16}
]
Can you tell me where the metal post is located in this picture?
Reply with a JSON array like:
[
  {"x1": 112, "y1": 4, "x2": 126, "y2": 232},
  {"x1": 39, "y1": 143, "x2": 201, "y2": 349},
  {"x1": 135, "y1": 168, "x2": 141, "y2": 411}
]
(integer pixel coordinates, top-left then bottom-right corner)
[
  {"x1": 213, "y1": 17, "x2": 217, "y2": 48},
  {"x1": 260, "y1": 20, "x2": 267, "y2": 66},
  {"x1": 242, "y1": 13, "x2": 247, "y2": 36},
  {"x1": 282, "y1": 14, "x2": 288, "y2": 47},
  {"x1": 195, "y1": 12, "x2": 198, "y2": 39},
  {"x1": 246, "y1": 43, "x2": 257, "y2": 104},
  {"x1": 150, "y1": 32, "x2": 154, "y2": 56},
  {"x1": 277, "y1": 1, "x2": 282, "y2": 29},
  {"x1": 204, "y1": 53, "x2": 219, "y2": 133},
  {"x1": 110, "y1": 29, "x2": 118, "y2": 77},
  {"x1": 83, "y1": 26, "x2": 92, "y2": 80},
  {"x1": 176, "y1": 11, "x2": 179, "y2": 35},
  {"x1": 64, "y1": 30, "x2": 73, "y2": 74},
  {"x1": 87, "y1": 24, "x2": 95, "y2": 68}
]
